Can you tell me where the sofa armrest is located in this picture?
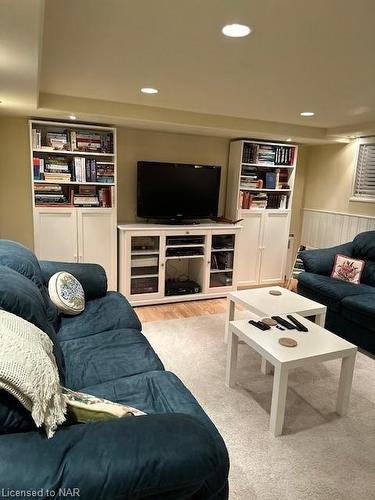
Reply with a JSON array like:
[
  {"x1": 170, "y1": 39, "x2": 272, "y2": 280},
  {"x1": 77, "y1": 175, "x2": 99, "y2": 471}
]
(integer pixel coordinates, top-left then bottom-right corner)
[
  {"x1": 0, "y1": 414, "x2": 229, "y2": 500},
  {"x1": 300, "y1": 242, "x2": 353, "y2": 276},
  {"x1": 40, "y1": 261, "x2": 107, "y2": 300}
]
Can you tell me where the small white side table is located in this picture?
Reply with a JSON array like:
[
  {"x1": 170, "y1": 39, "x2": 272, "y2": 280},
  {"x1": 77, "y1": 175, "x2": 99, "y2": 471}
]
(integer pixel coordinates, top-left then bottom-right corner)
[
  {"x1": 225, "y1": 286, "x2": 327, "y2": 348},
  {"x1": 226, "y1": 315, "x2": 357, "y2": 436}
]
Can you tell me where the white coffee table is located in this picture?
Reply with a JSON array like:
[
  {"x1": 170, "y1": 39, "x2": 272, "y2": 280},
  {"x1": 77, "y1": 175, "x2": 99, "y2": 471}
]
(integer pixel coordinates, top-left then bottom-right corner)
[
  {"x1": 226, "y1": 315, "x2": 357, "y2": 436},
  {"x1": 225, "y1": 286, "x2": 327, "y2": 345}
]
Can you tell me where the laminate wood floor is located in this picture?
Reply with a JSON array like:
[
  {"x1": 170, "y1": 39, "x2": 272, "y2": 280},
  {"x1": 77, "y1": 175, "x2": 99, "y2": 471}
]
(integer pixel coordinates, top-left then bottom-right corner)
[{"x1": 134, "y1": 298, "x2": 228, "y2": 322}]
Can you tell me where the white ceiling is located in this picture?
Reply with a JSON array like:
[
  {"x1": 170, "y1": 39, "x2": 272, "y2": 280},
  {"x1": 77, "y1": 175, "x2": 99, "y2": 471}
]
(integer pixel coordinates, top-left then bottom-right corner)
[{"x1": 1, "y1": 0, "x2": 375, "y2": 141}]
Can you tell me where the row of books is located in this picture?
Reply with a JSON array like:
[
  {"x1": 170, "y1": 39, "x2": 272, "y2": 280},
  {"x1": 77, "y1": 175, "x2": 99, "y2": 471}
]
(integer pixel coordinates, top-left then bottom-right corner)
[
  {"x1": 32, "y1": 128, "x2": 113, "y2": 153},
  {"x1": 33, "y1": 156, "x2": 114, "y2": 183},
  {"x1": 239, "y1": 191, "x2": 288, "y2": 210},
  {"x1": 242, "y1": 143, "x2": 295, "y2": 166},
  {"x1": 34, "y1": 184, "x2": 112, "y2": 207}
]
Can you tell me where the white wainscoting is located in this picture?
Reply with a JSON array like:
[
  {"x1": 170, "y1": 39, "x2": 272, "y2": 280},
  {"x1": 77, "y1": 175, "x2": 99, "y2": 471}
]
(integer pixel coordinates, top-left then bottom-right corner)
[{"x1": 301, "y1": 209, "x2": 375, "y2": 248}]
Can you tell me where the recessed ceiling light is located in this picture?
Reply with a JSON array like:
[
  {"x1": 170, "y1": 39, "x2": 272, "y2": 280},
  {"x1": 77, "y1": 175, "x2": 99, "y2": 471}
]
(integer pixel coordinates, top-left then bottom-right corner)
[
  {"x1": 300, "y1": 111, "x2": 315, "y2": 117},
  {"x1": 222, "y1": 24, "x2": 251, "y2": 38},
  {"x1": 69, "y1": 115, "x2": 77, "y2": 120},
  {"x1": 141, "y1": 87, "x2": 159, "y2": 94},
  {"x1": 286, "y1": 138, "x2": 292, "y2": 142}
]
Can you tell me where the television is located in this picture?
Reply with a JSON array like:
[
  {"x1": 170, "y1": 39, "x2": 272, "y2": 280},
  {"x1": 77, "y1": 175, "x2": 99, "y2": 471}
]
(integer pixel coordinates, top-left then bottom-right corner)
[{"x1": 137, "y1": 161, "x2": 221, "y2": 221}]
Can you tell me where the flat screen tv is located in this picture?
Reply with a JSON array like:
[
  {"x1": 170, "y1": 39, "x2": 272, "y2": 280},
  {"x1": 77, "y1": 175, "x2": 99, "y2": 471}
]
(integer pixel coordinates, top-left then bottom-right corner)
[{"x1": 137, "y1": 161, "x2": 221, "y2": 221}]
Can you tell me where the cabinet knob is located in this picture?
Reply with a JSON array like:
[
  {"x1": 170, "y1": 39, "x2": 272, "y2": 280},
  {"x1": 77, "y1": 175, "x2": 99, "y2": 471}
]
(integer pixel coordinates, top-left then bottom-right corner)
[
  {"x1": 207, "y1": 260, "x2": 211, "y2": 265},
  {"x1": 161, "y1": 262, "x2": 164, "y2": 267},
  {"x1": 185, "y1": 231, "x2": 190, "y2": 234}
]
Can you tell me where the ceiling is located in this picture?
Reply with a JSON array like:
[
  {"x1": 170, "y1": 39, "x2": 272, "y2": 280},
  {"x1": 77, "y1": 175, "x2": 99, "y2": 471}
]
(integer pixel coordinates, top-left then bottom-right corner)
[{"x1": 1, "y1": 0, "x2": 375, "y2": 142}]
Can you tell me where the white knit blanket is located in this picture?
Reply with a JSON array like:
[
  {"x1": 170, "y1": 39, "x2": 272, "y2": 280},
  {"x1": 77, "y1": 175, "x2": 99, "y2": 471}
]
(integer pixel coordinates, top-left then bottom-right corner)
[{"x1": 0, "y1": 310, "x2": 66, "y2": 437}]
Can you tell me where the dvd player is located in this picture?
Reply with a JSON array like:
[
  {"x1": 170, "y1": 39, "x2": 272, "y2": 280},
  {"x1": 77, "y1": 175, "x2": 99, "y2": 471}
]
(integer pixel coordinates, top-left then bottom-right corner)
[{"x1": 165, "y1": 280, "x2": 201, "y2": 296}]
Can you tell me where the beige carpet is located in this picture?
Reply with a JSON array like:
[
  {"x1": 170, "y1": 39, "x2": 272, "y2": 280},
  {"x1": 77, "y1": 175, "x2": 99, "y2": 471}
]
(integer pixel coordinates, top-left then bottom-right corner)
[{"x1": 142, "y1": 313, "x2": 375, "y2": 500}]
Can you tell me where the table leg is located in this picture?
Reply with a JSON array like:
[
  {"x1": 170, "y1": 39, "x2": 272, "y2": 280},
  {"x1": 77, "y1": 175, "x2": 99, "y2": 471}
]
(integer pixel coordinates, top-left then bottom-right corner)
[
  {"x1": 261, "y1": 357, "x2": 274, "y2": 375},
  {"x1": 225, "y1": 329, "x2": 239, "y2": 388},
  {"x1": 270, "y1": 365, "x2": 288, "y2": 436},
  {"x1": 315, "y1": 311, "x2": 326, "y2": 327},
  {"x1": 224, "y1": 298, "x2": 235, "y2": 344},
  {"x1": 336, "y1": 352, "x2": 356, "y2": 416}
]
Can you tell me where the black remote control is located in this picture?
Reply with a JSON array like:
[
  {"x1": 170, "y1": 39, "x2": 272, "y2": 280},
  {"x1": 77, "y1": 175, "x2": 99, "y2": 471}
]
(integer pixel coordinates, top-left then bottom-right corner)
[
  {"x1": 249, "y1": 320, "x2": 270, "y2": 331},
  {"x1": 286, "y1": 315, "x2": 309, "y2": 332},
  {"x1": 271, "y1": 316, "x2": 296, "y2": 330}
]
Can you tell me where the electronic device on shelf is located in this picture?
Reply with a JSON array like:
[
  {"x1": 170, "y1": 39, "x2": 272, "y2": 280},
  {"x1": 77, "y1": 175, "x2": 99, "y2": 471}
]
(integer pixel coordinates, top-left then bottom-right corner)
[
  {"x1": 271, "y1": 316, "x2": 296, "y2": 330},
  {"x1": 166, "y1": 236, "x2": 204, "y2": 246},
  {"x1": 165, "y1": 279, "x2": 201, "y2": 296},
  {"x1": 137, "y1": 161, "x2": 221, "y2": 222},
  {"x1": 166, "y1": 248, "x2": 204, "y2": 257}
]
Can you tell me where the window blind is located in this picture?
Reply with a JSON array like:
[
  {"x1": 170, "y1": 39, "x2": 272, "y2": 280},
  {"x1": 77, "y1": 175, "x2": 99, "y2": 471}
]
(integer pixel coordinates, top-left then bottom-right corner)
[{"x1": 353, "y1": 143, "x2": 375, "y2": 200}]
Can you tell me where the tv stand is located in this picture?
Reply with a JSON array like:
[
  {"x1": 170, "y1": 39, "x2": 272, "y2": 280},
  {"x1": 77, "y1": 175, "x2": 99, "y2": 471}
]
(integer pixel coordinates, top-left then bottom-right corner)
[
  {"x1": 118, "y1": 222, "x2": 242, "y2": 305},
  {"x1": 152, "y1": 219, "x2": 201, "y2": 225}
]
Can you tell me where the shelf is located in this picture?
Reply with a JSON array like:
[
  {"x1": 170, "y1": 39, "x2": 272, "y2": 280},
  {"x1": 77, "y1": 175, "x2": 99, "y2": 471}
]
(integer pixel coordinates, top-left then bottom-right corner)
[
  {"x1": 131, "y1": 250, "x2": 160, "y2": 255},
  {"x1": 34, "y1": 180, "x2": 115, "y2": 186},
  {"x1": 166, "y1": 255, "x2": 205, "y2": 260},
  {"x1": 240, "y1": 188, "x2": 291, "y2": 192},
  {"x1": 242, "y1": 162, "x2": 294, "y2": 169},
  {"x1": 210, "y1": 268, "x2": 233, "y2": 273},
  {"x1": 211, "y1": 248, "x2": 234, "y2": 252},
  {"x1": 166, "y1": 244, "x2": 204, "y2": 249},
  {"x1": 131, "y1": 274, "x2": 159, "y2": 279},
  {"x1": 33, "y1": 149, "x2": 114, "y2": 157}
]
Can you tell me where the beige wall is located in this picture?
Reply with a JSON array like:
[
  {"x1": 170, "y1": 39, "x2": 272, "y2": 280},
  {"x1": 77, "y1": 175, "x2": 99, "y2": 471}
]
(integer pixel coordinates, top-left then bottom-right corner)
[
  {"x1": 0, "y1": 117, "x2": 33, "y2": 248},
  {"x1": 116, "y1": 128, "x2": 229, "y2": 222},
  {"x1": 303, "y1": 141, "x2": 375, "y2": 217}
]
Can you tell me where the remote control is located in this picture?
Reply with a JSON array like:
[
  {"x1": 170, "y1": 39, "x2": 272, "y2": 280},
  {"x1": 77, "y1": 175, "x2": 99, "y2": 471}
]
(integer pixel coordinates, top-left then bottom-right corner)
[
  {"x1": 249, "y1": 320, "x2": 270, "y2": 331},
  {"x1": 271, "y1": 316, "x2": 296, "y2": 330},
  {"x1": 286, "y1": 315, "x2": 309, "y2": 332}
]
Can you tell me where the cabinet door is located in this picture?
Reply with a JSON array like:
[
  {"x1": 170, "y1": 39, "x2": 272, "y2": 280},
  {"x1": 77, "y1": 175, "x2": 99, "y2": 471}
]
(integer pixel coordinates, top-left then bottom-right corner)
[
  {"x1": 237, "y1": 212, "x2": 263, "y2": 286},
  {"x1": 77, "y1": 209, "x2": 117, "y2": 290},
  {"x1": 206, "y1": 231, "x2": 237, "y2": 292},
  {"x1": 125, "y1": 232, "x2": 165, "y2": 302},
  {"x1": 33, "y1": 208, "x2": 78, "y2": 262},
  {"x1": 259, "y1": 212, "x2": 290, "y2": 284}
]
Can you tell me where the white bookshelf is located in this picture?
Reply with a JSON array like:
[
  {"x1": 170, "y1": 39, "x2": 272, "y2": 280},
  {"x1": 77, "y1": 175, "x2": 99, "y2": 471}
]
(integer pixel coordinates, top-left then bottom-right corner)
[
  {"x1": 29, "y1": 120, "x2": 117, "y2": 290},
  {"x1": 225, "y1": 139, "x2": 298, "y2": 288}
]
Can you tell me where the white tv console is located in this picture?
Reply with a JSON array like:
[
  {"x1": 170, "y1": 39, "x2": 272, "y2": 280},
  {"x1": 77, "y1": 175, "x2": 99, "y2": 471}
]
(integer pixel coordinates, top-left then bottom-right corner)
[{"x1": 118, "y1": 222, "x2": 242, "y2": 306}]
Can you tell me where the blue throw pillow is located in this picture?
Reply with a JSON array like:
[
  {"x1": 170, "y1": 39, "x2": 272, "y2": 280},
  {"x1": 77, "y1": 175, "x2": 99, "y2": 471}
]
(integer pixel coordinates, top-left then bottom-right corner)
[
  {"x1": 0, "y1": 240, "x2": 58, "y2": 326},
  {"x1": 0, "y1": 265, "x2": 65, "y2": 381}
]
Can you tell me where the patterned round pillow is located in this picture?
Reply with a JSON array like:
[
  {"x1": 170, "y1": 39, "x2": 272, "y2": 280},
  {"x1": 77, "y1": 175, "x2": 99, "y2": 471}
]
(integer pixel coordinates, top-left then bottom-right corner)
[{"x1": 48, "y1": 272, "x2": 85, "y2": 315}]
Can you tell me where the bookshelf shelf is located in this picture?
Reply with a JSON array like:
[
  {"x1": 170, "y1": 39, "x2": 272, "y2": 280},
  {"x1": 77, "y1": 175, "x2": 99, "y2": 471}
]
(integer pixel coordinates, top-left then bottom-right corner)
[
  {"x1": 30, "y1": 119, "x2": 117, "y2": 290},
  {"x1": 241, "y1": 163, "x2": 295, "y2": 169},
  {"x1": 34, "y1": 180, "x2": 115, "y2": 186},
  {"x1": 33, "y1": 149, "x2": 115, "y2": 157},
  {"x1": 239, "y1": 188, "x2": 292, "y2": 192}
]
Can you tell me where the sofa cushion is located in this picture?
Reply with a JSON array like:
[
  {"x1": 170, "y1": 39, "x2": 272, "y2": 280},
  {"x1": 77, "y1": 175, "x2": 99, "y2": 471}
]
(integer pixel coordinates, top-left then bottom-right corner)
[
  {"x1": 342, "y1": 294, "x2": 375, "y2": 333},
  {"x1": 57, "y1": 292, "x2": 141, "y2": 341},
  {"x1": 0, "y1": 240, "x2": 58, "y2": 326},
  {"x1": 0, "y1": 390, "x2": 36, "y2": 434},
  {"x1": 61, "y1": 328, "x2": 164, "y2": 390},
  {"x1": 81, "y1": 370, "x2": 221, "y2": 438},
  {"x1": 297, "y1": 272, "x2": 375, "y2": 312},
  {"x1": 352, "y1": 230, "x2": 375, "y2": 261},
  {"x1": 0, "y1": 265, "x2": 65, "y2": 379}
]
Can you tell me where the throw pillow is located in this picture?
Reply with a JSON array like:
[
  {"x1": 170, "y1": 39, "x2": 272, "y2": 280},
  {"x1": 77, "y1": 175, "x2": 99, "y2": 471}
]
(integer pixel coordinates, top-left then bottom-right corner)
[
  {"x1": 48, "y1": 272, "x2": 85, "y2": 315},
  {"x1": 331, "y1": 254, "x2": 365, "y2": 284},
  {"x1": 62, "y1": 387, "x2": 145, "y2": 423}
]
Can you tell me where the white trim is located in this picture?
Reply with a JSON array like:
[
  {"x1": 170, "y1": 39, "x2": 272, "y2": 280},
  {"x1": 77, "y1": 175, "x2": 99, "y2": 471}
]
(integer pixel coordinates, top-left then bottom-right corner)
[
  {"x1": 349, "y1": 197, "x2": 375, "y2": 204},
  {"x1": 303, "y1": 208, "x2": 375, "y2": 220}
]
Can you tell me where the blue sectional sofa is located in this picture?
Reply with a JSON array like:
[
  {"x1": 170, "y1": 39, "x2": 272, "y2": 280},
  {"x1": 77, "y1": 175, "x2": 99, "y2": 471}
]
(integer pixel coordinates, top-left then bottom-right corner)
[
  {"x1": 0, "y1": 240, "x2": 229, "y2": 499},
  {"x1": 297, "y1": 231, "x2": 375, "y2": 353}
]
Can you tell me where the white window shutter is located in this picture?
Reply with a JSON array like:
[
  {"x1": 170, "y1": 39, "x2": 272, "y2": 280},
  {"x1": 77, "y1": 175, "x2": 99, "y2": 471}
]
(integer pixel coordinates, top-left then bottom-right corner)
[{"x1": 353, "y1": 142, "x2": 375, "y2": 200}]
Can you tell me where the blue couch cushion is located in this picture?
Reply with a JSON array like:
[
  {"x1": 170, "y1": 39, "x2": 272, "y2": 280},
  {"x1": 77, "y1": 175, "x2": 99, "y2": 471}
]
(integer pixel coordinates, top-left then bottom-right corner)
[
  {"x1": 352, "y1": 231, "x2": 375, "y2": 261},
  {"x1": 297, "y1": 272, "x2": 375, "y2": 312},
  {"x1": 0, "y1": 391, "x2": 36, "y2": 434},
  {"x1": 61, "y1": 328, "x2": 164, "y2": 390},
  {"x1": 57, "y1": 292, "x2": 141, "y2": 341},
  {"x1": 82, "y1": 370, "x2": 214, "y2": 427},
  {"x1": 342, "y1": 294, "x2": 375, "y2": 333},
  {"x1": 0, "y1": 240, "x2": 58, "y2": 326},
  {"x1": 0, "y1": 265, "x2": 65, "y2": 379}
]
